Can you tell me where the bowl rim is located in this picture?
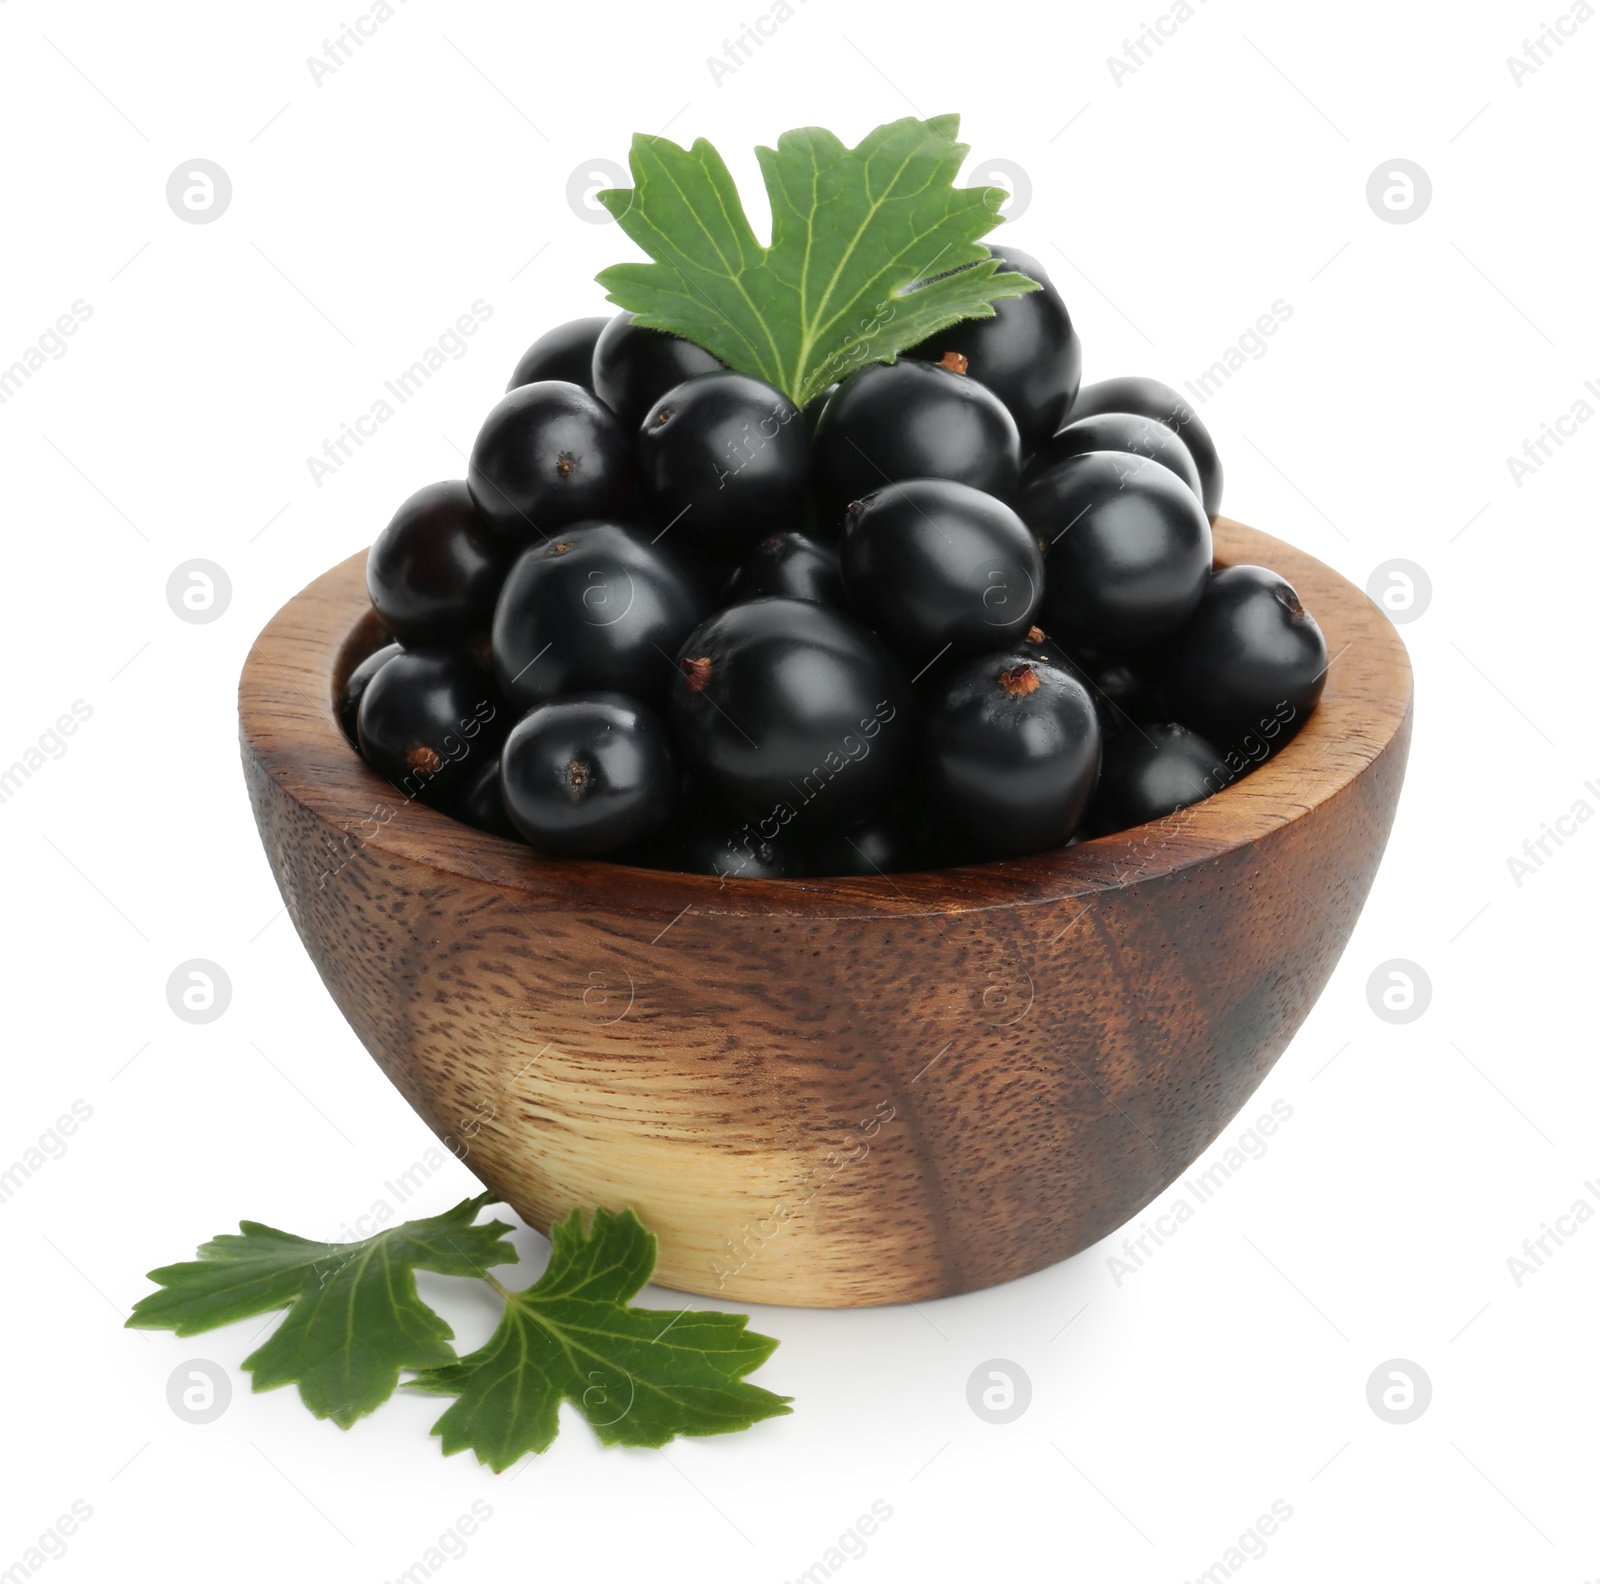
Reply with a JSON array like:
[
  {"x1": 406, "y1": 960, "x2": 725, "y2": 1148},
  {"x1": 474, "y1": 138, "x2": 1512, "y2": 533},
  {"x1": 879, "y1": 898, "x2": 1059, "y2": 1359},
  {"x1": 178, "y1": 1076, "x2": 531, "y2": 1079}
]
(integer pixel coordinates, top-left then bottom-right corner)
[{"x1": 239, "y1": 517, "x2": 1412, "y2": 922}]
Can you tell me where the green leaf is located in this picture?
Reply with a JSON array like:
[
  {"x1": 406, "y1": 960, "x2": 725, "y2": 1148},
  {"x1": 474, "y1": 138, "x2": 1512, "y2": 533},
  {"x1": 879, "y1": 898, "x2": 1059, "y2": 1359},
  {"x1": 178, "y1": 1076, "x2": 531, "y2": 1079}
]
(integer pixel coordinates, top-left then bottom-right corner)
[
  {"x1": 595, "y1": 113, "x2": 1038, "y2": 408},
  {"x1": 127, "y1": 1193, "x2": 517, "y2": 1428},
  {"x1": 410, "y1": 1207, "x2": 791, "y2": 1469}
]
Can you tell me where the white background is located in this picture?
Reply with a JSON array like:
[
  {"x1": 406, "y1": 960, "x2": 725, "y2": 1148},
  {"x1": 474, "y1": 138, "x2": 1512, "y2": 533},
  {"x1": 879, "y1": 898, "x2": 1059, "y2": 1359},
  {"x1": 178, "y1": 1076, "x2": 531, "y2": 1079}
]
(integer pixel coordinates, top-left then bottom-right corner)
[{"x1": 2, "y1": 0, "x2": 1597, "y2": 1579}]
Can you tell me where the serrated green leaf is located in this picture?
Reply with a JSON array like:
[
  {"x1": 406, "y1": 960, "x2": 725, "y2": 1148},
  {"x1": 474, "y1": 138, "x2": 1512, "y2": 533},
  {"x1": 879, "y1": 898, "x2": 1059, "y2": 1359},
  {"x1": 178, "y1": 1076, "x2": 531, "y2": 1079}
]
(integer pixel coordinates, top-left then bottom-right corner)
[
  {"x1": 410, "y1": 1207, "x2": 791, "y2": 1469},
  {"x1": 127, "y1": 1193, "x2": 517, "y2": 1428},
  {"x1": 595, "y1": 114, "x2": 1038, "y2": 408}
]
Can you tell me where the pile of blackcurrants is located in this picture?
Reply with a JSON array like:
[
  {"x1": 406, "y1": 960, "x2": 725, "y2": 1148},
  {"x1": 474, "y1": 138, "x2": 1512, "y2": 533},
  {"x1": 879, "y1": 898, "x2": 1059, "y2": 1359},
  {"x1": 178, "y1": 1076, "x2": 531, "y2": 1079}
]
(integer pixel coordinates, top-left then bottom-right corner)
[{"x1": 347, "y1": 247, "x2": 1328, "y2": 878}]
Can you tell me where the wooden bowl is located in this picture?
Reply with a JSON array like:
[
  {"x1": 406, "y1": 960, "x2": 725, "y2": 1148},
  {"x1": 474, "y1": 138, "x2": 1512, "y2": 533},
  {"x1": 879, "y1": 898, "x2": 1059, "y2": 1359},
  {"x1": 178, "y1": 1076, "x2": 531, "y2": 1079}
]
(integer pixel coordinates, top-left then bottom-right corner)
[{"x1": 240, "y1": 518, "x2": 1411, "y2": 1308}]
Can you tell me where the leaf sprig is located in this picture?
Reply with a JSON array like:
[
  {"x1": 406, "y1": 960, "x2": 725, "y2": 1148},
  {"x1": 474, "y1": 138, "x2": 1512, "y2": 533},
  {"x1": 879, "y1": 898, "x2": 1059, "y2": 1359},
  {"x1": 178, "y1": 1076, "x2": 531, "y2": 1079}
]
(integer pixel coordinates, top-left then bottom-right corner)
[
  {"x1": 128, "y1": 1196, "x2": 790, "y2": 1466},
  {"x1": 596, "y1": 113, "x2": 1038, "y2": 408}
]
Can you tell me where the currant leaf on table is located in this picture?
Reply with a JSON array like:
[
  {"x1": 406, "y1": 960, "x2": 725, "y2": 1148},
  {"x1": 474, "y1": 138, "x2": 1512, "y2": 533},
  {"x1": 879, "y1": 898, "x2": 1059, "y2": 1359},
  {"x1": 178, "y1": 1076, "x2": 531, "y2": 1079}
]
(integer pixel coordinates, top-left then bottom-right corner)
[
  {"x1": 127, "y1": 1192, "x2": 517, "y2": 1427},
  {"x1": 595, "y1": 113, "x2": 1038, "y2": 408},
  {"x1": 128, "y1": 1195, "x2": 791, "y2": 1463},
  {"x1": 410, "y1": 1206, "x2": 792, "y2": 1470}
]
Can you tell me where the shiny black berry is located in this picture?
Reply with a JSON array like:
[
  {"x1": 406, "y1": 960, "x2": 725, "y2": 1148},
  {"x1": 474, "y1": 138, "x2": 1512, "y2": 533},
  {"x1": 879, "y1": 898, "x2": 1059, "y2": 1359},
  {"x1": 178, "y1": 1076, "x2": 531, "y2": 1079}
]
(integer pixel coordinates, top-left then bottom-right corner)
[
  {"x1": 1019, "y1": 452, "x2": 1212, "y2": 655},
  {"x1": 638, "y1": 373, "x2": 810, "y2": 551},
  {"x1": 639, "y1": 813, "x2": 804, "y2": 880},
  {"x1": 841, "y1": 479, "x2": 1043, "y2": 665},
  {"x1": 1064, "y1": 647, "x2": 1168, "y2": 740},
  {"x1": 467, "y1": 381, "x2": 631, "y2": 543},
  {"x1": 727, "y1": 531, "x2": 844, "y2": 608},
  {"x1": 813, "y1": 361, "x2": 1021, "y2": 511},
  {"x1": 919, "y1": 653, "x2": 1101, "y2": 862},
  {"x1": 906, "y1": 246, "x2": 1081, "y2": 451},
  {"x1": 507, "y1": 317, "x2": 609, "y2": 393},
  {"x1": 356, "y1": 649, "x2": 504, "y2": 812},
  {"x1": 801, "y1": 384, "x2": 837, "y2": 433},
  {"x1": 367, "y1": 481, "x2": 506, "y2": 644},
  {"x1": 805, "y1": 810, "x2": 915, "y2": 876},
  {"x1": 1067, "y1": 377, "x2": 1223, "y2": 518},
  {"x1": 492, "y1": 522, "x2": 709, "y2": 713},
  {"x1": 1151, "y1": 565, "x2": 1328, "y2": 749},
  {"x1": 499, "y1": 693, "x2": 677, "y2": 858},
  {"x1": 591, "y1": 314, "x2": 723, "y2": 431},
  {"x1": 671, "y1": 598, "x2": 915, "y2": 828},
  {"x1": 1000, "y1": 626, "x2": 1140, "y2": 744},
  {"x1": 457, "y1": 753, "x2": 522, "y2": 839},
  {"x1": 1032, "y1": 412, "x2": 1203, "y2": 505},
  {"x1": 339, "y1": 641, "x2": 402, "y2": 743},
  {"x1": 1083, "y1": 722, "x2": 1225, "y2": 836}
]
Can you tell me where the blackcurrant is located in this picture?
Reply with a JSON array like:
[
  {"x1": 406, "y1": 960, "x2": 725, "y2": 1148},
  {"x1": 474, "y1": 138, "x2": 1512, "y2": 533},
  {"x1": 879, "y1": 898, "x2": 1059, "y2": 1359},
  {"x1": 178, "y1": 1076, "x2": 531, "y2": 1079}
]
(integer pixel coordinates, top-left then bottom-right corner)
[
  {"x1": 467, "y1": 381, "x2": 631, "y2": 543},
  {"x1": 670, "y1": 597, "x2": 916, "y2": 829},
  {"x1": 1067, "y1": 377, "x2": 1223, "y2": 518},
  {"x1": 1032, "y1": 412, "x2": 1203, "y2": 505},
  {"x1": 356, "y1": 648, "x2": 505, "y2": 812},
  {"x1": 1019, "y1": 452, "x2": 1212, "y2": 655},
  {"x1": 802, "y1": 384, "x2": 837, "y2": 433},
  {"x1": 805, "y1": 809, "x2": 915, "y2": 876},
  {"x1": 457, "y1": 753, "x2": 522, "y2": 840},
  {"x1": 591, "y1": 314, "x2": 723, "y2": 431},
  {"x1": 841, "y1": 479, "x2": 1043, "y2": 666},
  {"x1": 367, "y1": 481, "x2": 506, "y2": 644},
  {"x1": 492, "y1": 522, "x2": 709, "y2": 713},
  {"x1": 638, "y1": 372, "x2": 810, "y2": 551},
  {"x1": 499, "y1": 693, "x2": 677, "y2": 858},
  {"x1": 1001, "y1": 625, "x2": 1142, "y2": 744},
  {"x1": 506, "y1": 317, "x2": 609, "y2": 393},
  {"x1": 1083, "y1": 722, "x2": 1225, "y2": 836},
  {"x1": 1063, "y1": 647, "x2": 1169, "y2": 740},
  {"x1": 726, "y1": 531, "x2": 844, "y2": 608},
  {"x1": 918, "y1": 652, "x2": 1101, "y2": 862},
  {"x1": 1150, "y1": 565, "x2": 1328, "y2": 749},
  {"x1": 812, "y1": 361, "x2": 1021, "y2": 511},
  {"x1": 637, "y1": 814, "x2": 804, "y2": 880},
  {"x1": 906, "y1": 246, "x2": 1082, "y2": 452},
  {"x1": 339, "y1": 640, "x2": 402, "y2": 743}
]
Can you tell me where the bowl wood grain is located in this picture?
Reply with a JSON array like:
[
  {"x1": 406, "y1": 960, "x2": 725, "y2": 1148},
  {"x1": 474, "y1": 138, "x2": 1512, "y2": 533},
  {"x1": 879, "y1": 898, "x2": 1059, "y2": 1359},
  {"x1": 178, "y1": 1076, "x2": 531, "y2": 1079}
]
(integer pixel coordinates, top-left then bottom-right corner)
[{"x1": 240, "y1": 518, "x2": 1411, "y2": 1307}]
